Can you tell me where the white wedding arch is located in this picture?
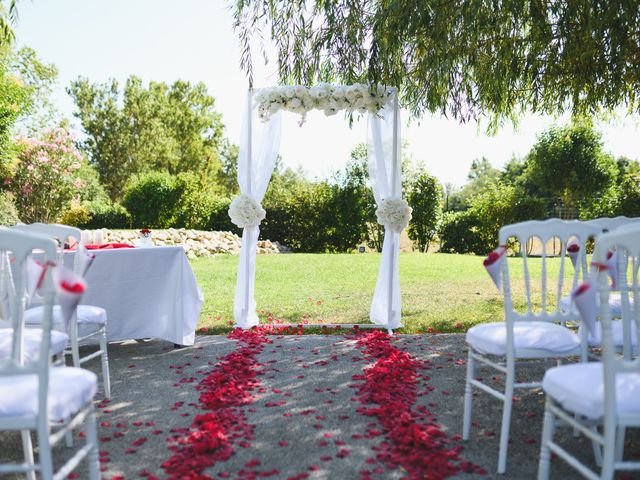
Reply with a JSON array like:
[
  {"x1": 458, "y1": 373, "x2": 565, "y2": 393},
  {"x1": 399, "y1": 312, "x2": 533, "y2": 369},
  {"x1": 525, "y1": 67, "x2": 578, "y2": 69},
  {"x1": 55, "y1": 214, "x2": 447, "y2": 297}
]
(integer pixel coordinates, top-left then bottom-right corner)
[{"x1": 229, "y1": 84, "x2": 410, "y2": 332}]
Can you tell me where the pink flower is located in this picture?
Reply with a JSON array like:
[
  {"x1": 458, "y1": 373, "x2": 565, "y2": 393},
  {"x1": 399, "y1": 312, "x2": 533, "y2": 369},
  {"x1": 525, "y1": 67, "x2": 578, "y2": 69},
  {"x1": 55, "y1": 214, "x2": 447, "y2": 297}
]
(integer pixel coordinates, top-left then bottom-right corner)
[
  {"x1": 71, "y1": 162, "x2": 81, "y2": 170},
  {"x1": 26, "y1": 164, "x2": 34, "y2": 171},
  {"x1": 74, "y1": 178, "x2": 83, "y2": 188}
]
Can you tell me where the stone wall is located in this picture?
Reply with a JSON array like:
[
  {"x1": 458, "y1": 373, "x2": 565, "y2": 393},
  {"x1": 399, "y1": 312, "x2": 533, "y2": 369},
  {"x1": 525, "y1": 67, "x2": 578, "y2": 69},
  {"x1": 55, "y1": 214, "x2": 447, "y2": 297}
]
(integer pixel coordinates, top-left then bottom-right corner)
[{"x1": 99, "y1": 229, "x2": 289, "y2": 258}]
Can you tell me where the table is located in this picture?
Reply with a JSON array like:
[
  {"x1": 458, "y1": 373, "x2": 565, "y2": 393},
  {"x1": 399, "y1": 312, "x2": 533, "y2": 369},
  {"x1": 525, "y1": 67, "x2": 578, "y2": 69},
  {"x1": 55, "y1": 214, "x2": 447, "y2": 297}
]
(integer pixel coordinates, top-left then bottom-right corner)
[{"x1": 64, "y1": 246, "x2": 203, "y2": 346}]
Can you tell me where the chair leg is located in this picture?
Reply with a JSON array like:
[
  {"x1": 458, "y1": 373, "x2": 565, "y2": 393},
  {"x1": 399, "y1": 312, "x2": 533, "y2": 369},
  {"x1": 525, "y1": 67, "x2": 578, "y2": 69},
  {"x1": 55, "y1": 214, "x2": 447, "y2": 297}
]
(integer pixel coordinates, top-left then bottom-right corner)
[
  {"x1": 85, "y1": 405, "x2": 100, "y2": 480},
  {"x1": 462, "y1": 349, "x2": 474, "y2": 440},
  {"x1": 37, "y1": 422, "x2": 53, "y2": 480},
  {"x1": 497, "y1": 372, "x2": 514, "y2": 474},
  {"x1": 20, "y1": 430, "x2": 36, "y2": 480},
  {"x1": 70, "y1": 340, "x2": 81, "y2": 368},
  {"x1": 100, "y1": 329, "x2": 111, "y2": 399},
  {"x1": 591, "y1": 426, "x2": 603, "y2": 467},
  {"x1": 65, "y1": 426, "x2": 73, "y2": 448},
  {"x1": 537, "y1": 398, "x2": 556, "y2": 480},
  {"x1": 615, "y1": 426, "x2": 626, "y2": 462},
  {"x1": 601, "y1": 429, "x2": 616, "y2": 480}
]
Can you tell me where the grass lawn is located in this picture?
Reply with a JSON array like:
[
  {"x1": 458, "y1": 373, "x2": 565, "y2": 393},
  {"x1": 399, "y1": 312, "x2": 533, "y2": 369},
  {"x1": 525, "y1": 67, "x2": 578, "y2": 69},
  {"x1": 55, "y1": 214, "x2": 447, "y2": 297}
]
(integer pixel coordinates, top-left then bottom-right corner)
[{"x1": 191, "y1": 252, "x2": 570, "y2": 334}]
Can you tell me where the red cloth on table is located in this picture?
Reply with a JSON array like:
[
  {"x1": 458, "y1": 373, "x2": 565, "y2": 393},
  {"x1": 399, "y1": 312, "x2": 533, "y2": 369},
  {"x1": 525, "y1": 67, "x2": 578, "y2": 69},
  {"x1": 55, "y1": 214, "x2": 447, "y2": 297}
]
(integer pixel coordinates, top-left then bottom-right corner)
[{"x1": 83, "y1": 243, "x2": 135, "y2": 250}]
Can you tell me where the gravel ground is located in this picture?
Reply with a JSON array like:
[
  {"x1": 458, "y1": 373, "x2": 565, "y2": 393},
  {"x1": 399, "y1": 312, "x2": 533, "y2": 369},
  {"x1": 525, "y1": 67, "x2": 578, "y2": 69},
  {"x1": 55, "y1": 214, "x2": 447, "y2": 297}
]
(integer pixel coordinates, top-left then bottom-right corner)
[{"x1": 1, "y1": 333, "x2": 638, "y2": 479}]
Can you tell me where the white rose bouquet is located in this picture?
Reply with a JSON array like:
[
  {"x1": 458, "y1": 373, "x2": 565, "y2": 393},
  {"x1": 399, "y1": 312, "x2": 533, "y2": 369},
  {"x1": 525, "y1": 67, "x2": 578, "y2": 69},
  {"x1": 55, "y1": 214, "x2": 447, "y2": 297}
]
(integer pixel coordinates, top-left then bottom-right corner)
[
  {"x1": 255, "y1": 84, "x2": 394, "y2": 123},
  {"x1": 228, "y1": 194, "x2": 266, "y2": 228},
  {"x1": 375, "y1": 197, "x2": 412, "y2": 233}
]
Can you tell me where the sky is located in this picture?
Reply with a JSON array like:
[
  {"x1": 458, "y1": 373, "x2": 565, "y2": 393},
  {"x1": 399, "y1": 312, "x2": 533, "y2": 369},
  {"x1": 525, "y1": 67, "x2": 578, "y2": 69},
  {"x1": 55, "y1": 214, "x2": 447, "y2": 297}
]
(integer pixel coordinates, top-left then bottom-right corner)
[{"x1": 13, "y1": 0, "x2": 640, "y2": 187}]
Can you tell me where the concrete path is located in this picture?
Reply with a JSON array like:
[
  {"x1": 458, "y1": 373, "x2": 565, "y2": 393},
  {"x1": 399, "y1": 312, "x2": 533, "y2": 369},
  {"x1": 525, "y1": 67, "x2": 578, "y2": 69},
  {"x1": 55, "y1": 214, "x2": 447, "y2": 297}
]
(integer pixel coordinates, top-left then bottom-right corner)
[{"x1": 1, "y1": 334, "x2": 638, "y2": 479}]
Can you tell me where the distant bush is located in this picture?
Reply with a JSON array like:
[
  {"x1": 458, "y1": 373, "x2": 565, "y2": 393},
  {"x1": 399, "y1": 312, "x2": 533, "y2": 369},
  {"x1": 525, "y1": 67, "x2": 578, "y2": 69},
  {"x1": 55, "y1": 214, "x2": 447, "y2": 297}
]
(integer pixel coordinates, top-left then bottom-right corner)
[
  {"x1": 122, "y1": 172, "x2": 180, "y2": 228},
  {"x1": 205, "y1": 197, "x2": 237, "y2": 233},
  {"x1": 438, "y1": 211, "x2": 485, "y2": 254},
  {"x1": 407, "y1": 173, "x2": 442, "y2": 252},
  {"x1": 0, "y1": 192, "x2": 19, "y2": 226},
  {"x1": 469, "y1": 183, "x2": 547, "y2": 250},
  {"x1": 9, "y1": 128, "x2": 85, "y2": 223},
  {"x1": 261, "y1": 182, "x2": 368, "y2": 252},
  {"x1": 61, "y1": 200, "x2": 131, "y2": 229},
  {"x1": 615, "y1": 174, "x2": 640, "y2": 217}
]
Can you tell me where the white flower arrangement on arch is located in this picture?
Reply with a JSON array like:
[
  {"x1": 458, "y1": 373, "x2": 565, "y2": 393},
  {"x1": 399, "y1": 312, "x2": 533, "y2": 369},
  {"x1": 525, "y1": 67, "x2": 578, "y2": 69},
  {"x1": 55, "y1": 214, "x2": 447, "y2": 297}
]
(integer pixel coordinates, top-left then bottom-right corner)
[
  {"x1": 375, "y1": 197, "x2": 412, "y2": 234},
  {"x1": 228, "y1": 194, "x2": 266, "y2": 228},
  {"x1": 254, "y1": 84, "x2": 394, "y2": 124}
]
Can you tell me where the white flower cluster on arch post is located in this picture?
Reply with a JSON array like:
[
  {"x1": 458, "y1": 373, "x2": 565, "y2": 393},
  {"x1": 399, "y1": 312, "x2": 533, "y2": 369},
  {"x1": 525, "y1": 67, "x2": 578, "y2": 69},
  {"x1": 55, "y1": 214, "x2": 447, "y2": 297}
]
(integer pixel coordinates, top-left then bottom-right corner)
[
  {"x1": 375, "y1": 197, "x2": 412, "y2": 234},
  {"x1": 254, "y1": 83, "x2": 394, "y2": 124},
  {"x1": 228, "y1": 194, "x2": 266, "y2": 229}
]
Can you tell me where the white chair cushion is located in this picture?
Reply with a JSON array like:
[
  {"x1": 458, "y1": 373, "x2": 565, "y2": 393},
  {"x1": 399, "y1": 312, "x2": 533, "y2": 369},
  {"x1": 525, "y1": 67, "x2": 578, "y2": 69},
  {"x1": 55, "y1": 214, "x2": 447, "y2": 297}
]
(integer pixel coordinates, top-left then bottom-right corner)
[
  {"x1": 560, "y1": 292, "x2": 631, "y2": 318},
  {"x1": 466, "y1": 321, "x2": 580, "y2": 357},
  {"x1": 543, "y1": 362, "x2": 640, "y2": 420},
  {"x1": 24, "y1": 304, "x2": 107, "y2": 326},
  {"x1": 0, "y1": 328, "x2": 68, "y2": 362},
  {"x1": 0, "y1": 367, "x2": 97, "y2": 421},
  {"x1": 579, "y1": 320, "x2": 639, "y2": 347}
]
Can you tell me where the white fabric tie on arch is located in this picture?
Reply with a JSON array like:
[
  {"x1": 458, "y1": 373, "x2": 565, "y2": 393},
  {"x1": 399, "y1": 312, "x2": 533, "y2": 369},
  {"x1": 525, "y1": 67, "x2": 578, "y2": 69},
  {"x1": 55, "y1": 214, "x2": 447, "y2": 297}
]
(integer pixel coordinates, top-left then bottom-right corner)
[{"x1": 232, "y1": 86, "x2": 405, "y2": 330}]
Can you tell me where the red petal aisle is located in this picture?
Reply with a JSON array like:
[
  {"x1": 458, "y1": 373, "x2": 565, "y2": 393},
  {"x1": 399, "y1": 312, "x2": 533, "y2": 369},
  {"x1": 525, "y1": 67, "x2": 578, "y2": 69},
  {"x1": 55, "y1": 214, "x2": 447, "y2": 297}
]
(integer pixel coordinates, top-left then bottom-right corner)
[
  {"x1": 161, "y1": 329, "x2": 271, "y2": 479},
  {"x1": 353, "y1": 330, "x2": 485, "y2": 479}
]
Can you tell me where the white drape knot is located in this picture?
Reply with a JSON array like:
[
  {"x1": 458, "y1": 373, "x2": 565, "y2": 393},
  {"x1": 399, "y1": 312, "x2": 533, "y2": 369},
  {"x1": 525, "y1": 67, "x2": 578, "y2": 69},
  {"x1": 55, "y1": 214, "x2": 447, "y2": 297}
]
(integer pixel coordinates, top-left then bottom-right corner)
[
  {"x1": 375, "y1": 197, "x2": 412, "y2": 233},
  {"x1": 228, "y1": 194, "x2": 266, "y2": 228}
]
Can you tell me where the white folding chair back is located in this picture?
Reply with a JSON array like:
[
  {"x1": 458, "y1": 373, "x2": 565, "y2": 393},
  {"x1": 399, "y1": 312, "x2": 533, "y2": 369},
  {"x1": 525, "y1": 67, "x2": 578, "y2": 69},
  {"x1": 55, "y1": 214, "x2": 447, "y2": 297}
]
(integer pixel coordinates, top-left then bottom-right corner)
[
  {"x1": 464, "y1": 219, "x2": 601, "y2": 474},
  {"x1": 538, "y1": 226, "x2": 640, "y2": 480},
  {"x1": 581, "y1": 218, "x2": 640, "y2": 358},
  {"x1": 500, "y1": 219, "x2": 600, "y2": 328},
  {"x1": 13, "y1": 223, "x2": 82, "y2": 269},
  {"x1": 0, "y1": 227, "x2": 100, "y2": 480},
  {"x1": 585, "y1": 216, "x2": 640, "y2": 234},
  {"x1": 13, "y1": 223, "x2": 111, "y2": 398}
]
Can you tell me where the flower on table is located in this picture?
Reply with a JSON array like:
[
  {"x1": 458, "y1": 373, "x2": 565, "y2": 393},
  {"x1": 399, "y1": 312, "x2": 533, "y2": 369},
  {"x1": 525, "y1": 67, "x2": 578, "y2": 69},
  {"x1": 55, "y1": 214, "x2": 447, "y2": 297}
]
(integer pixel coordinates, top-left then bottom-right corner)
[{"x1": 139, "y1": 228, "x2": 152, "y2": 238}]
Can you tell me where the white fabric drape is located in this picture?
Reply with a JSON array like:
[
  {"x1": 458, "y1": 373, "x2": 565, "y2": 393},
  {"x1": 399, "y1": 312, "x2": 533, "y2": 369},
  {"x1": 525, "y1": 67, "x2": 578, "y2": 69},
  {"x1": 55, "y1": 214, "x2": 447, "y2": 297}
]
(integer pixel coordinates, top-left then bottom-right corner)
[
  {"x1": 367, "y1": 95, "x2": 403, "y2": 329},
  {"x1": 234, "y1": 91, "x2": 282, "y2": 328}
]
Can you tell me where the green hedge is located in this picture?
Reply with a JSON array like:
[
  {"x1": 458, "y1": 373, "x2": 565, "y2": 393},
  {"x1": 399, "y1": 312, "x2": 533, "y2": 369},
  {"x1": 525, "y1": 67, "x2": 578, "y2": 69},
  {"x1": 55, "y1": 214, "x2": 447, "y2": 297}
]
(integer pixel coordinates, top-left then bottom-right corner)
[{"x1": 61, "y1": 201, "x2": 131, "y2": 229}]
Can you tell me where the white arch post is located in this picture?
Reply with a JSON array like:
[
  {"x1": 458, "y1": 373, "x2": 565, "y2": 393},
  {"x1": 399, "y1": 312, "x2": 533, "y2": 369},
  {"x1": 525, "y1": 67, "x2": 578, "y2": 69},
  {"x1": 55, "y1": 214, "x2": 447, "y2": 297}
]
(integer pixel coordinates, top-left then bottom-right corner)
[{"x1": 367, "y1": 90, "x2": 403, "y2": 331}]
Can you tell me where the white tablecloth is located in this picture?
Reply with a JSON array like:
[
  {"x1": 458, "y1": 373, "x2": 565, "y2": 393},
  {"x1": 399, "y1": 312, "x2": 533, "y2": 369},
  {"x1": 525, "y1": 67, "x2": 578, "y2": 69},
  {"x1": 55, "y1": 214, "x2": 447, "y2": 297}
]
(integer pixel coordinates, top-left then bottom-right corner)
[{"x1": 64, "y1": 246, "x2": 203, "y2": 346}]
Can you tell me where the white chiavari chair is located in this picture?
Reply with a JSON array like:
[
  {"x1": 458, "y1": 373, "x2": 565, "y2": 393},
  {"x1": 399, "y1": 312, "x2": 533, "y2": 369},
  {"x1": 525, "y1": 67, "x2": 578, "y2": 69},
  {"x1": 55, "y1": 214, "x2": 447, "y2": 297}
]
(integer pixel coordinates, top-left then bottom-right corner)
[{"x1": 463, "y1": 219, "x2": 601, "y2": 474}]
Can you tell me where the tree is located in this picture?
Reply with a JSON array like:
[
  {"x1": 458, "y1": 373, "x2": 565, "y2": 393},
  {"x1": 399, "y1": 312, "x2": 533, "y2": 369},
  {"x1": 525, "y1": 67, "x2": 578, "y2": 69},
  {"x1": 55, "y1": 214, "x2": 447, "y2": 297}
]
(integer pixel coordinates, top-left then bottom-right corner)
[
  {"x1": 469, "y1": 182, "x2": 547, "y2": 250},
  {"x1": 0, "y1": 2, "x2": 18, "y2": 49},
  {"x1": 68, "y1": 76, "x2": 232, "y2": 200},
  {"x1": 449, "y1": 157, "x2": 500, "y2": 209},
  {"x1": 616, "y1": 174, "x2": 640, "y2": 217},
  {"x1": 0, "y1": 45, "x2": 30, "y2": 168},
  {"x1": 407, "y1": 172, "x2": 441, "y2": 252},
  {"x1": 9, "y1": 47, "x2": 60, "y2": 133},
  {"x1": 523, "y1": 121, "x2": 618, "y2": 218},
  {"x1": 233, "y1": 1, "x2": 640, "y2": 123}
]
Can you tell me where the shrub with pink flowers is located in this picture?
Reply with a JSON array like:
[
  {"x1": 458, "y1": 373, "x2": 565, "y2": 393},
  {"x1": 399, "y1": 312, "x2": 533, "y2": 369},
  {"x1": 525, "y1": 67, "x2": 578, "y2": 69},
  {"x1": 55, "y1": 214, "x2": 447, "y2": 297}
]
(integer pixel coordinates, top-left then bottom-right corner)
[{"x1": 7, "y1": 128, "x2": 84, "y2": 223}]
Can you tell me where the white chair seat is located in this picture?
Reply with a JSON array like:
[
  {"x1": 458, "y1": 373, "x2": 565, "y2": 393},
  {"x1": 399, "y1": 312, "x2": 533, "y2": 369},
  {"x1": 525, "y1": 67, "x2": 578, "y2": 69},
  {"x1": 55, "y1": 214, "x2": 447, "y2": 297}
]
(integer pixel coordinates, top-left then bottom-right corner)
[
  {"x1": 466, "y1": 321, "x2": 580, "y2": 357},
  {"x1": 0, "y1": 367, "x2": 97, "y2": 421},
  {"x1": 0, "y1": 328, "x2": 68, "y2": 362},
  {"x1": 543, "y1": 362, "x2": 640, "y2": 420},
  {"x1": 560, "y1": 292, "x2": 631, "y2": 318},
  {"x1": 24, "y1": 304, "x2": 107, "y2": 326},
  {"x1": 579, "y1": 320, "x2": 638, "y2": 347}
]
